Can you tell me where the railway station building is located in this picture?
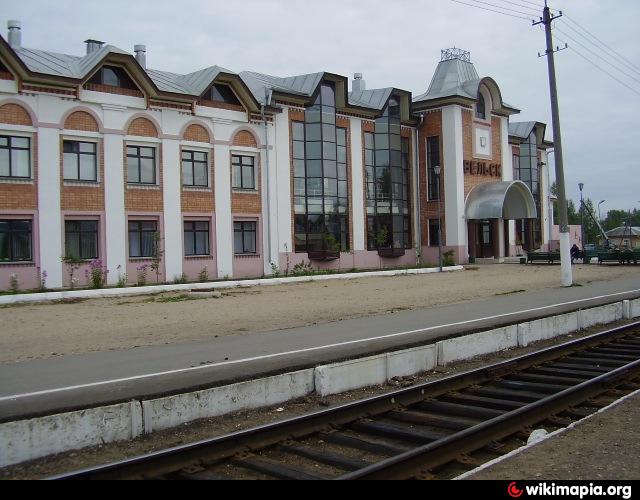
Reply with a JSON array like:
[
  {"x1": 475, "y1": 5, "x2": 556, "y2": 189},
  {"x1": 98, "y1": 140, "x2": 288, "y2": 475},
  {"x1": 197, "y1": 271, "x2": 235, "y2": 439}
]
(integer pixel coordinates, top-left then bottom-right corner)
[{"x1": 0, "y1": 22, "x2": 553, "y2": 290}]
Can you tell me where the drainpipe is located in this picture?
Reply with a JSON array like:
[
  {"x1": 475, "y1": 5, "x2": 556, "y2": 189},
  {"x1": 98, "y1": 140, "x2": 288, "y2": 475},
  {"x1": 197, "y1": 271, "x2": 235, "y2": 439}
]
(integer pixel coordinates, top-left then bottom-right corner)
[
  {"x1": 415, "y1": 113, "x2": 424, "y2": 264},
  {"x1": 261, "y1": 88, "x2": 274, "y2": 270}
]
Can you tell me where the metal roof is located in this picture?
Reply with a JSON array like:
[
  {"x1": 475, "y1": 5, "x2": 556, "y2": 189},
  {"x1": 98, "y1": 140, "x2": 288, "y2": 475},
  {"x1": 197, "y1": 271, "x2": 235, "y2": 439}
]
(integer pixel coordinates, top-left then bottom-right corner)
[
  {"x1": 348, "y1": 88, "x2": 394, "y2": 110},
  {"x1": 606, "y1": 227, "x2": 640, "y2": 237},
  {"x1": 509, "y1": 121, "x2": 537, "y2": 140},
  {"x1": 466, "y1": 180, "x2": 538, "y2": 220},
  {"x1": 146, "y1": 66, "x2": 231, "y2": 95},
  {"x1": 413, "y1": 57, "x2": 479, "y2": 102}
]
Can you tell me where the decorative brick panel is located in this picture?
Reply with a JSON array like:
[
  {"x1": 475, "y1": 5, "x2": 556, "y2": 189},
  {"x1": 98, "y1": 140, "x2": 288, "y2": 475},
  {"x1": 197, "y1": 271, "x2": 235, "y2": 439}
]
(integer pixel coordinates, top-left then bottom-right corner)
[
  {"x1": 124, "y1": 147, "x2": 163, "y2": 211},
  {"x1": 0, "y1": 103, "x2": 33, "y2": 126},
  {"x1": 198, "y1": 99, "x2": 245, "y2": 113},
  {"x1": 232, "y1": 130, "x2": 258, "y2": 148},
  {"x1": 0, "y1": 134, "x2": 38, "y2": 210},
  {"x1": 183, "y1": 124, "x2": 210, "y2": 143},
  {"x1": 182, "y1": 149, "x2": 215, "y2": 213},
  {"x1": 84, "y1": 83, "x2": 143, "y2": 98},
  {"x1": 232, "y1": 157, "x2": 262, "y2": 214},
  {"x1": 64, "y1": 111, "x2": 99, "y2": 132},
  {"x1": 418, "y1": 110, "x2": 446, "y2": 247},
  {"x1": 60, "y1": 138, "x2": 105, "y2": 210},
  {"x1": 463, "y1": 111, "x2": 503, "y2": 199},
  {"x1": 127, "y1": 117, "x2": 158, "y2": 138}
]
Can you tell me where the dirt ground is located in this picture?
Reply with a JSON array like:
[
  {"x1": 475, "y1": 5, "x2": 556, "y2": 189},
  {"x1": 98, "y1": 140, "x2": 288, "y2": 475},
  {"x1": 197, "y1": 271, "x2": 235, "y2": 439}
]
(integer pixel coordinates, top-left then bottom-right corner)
[
  {"x1": 1, "y1": 320, "x2": 631, "y2": 480},
  {"x1": 1, "y1": 264, "x2": 639, "y2": 363},
  {"x1": 468, "y1": 391, "x2": 640, "y2": 480}
]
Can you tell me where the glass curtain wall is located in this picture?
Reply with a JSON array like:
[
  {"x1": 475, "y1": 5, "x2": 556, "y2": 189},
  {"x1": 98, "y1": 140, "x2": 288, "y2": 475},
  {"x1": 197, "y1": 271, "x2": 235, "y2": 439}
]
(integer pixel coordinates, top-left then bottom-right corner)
[
  {"x1": 293, "y1": 82, "x2": 349, "y2": 258},
  {"x1": 365, "y1": 97, "x2": 411, "y2": 256},
  {"x1": 516, "y1": 131, "x2": 542, "y2": 249}
]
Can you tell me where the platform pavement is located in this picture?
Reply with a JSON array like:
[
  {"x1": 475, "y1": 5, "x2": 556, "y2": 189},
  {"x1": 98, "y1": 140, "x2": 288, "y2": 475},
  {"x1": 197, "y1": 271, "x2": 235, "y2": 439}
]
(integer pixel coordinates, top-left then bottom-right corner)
[{"x1": 0, "y1": 274, "x2": 638, "y2": 421}]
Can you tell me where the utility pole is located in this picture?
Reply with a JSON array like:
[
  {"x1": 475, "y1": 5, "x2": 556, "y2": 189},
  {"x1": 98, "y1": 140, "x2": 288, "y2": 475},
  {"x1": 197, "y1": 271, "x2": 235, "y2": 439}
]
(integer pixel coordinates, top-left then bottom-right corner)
[{"x1": 534, "y1": 1, "x2": 572, "y2": 286}]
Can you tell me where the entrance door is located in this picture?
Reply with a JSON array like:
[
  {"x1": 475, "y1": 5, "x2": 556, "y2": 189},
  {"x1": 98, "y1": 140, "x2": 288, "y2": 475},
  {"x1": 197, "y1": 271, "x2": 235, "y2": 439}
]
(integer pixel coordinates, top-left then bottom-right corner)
[{"x1": 478, "y1": 221, "x2": 494, "y2": 258}]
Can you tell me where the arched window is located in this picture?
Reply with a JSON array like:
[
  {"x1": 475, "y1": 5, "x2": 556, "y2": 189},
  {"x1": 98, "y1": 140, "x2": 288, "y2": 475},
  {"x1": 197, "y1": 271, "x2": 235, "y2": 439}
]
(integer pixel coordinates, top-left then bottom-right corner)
[{"x1": 476, "y1": 92, "x2": 486, "y2": 120}]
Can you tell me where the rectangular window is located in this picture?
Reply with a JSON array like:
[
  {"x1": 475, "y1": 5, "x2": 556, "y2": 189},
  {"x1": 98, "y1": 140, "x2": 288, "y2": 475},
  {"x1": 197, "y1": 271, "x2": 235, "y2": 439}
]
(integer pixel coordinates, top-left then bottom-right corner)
[
  {"x1": 63, "y1": 141, "x2": 98, "y2": 182},
  {"x1": 128, "y1": 220, "x2": 158, "y2": 258},
  {"x1": 184, "y1": 221, "x2": 210, "y2": 256},
  {"x1": 126, "y1": 146, "x2": 156, "y2": 185},
  {"x1": 427, "y1": 136, "x2": 440, "y2": 201},
  {"x1": 232, "y1": 155, "x2": 255, "y2": 190},
  {"x1": 0, "y1": 136, "x2": 31, "y2": 179},
  {"x1": 0, "y1": 219, "x2": 32, "y2": 262},
  {"x1": 234, "y1": 221, "x2": 257, "y2": 254},
  {"x1": 182, "y1": 150, "x2": 209, "y2": 187},
  {"x1": 65, "y1": 220, "x2": 98, "y2": 260},
  {"x1": 429, "y1": 219, "x2": 441, "y2": 247}
]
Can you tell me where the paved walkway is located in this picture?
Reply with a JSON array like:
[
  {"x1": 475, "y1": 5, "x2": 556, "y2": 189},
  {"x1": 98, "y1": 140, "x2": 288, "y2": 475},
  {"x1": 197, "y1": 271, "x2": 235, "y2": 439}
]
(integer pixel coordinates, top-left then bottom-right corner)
[{"x1": 0, "y1": 274, "x2": 638, "y2": 420}]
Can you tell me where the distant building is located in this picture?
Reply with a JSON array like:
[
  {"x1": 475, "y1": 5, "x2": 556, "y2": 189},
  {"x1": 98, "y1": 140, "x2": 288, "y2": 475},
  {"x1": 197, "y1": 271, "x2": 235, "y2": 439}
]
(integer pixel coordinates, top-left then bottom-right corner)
[
  {"x1": 0, "y1": 22, "x2": 553, "y2": 290},
  {"x1": 551, "y1": 225, "x2": 583, "y2": 252},
  {"x1": 605, "y1": 227, "x2": 640, "y2": 249}
]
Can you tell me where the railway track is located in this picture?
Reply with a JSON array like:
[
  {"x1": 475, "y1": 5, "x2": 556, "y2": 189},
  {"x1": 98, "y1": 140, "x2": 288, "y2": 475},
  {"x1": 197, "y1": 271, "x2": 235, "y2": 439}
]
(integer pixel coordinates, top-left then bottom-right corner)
[{"x1": 53, "y1": 321, "x2": 640, "y2": 480}]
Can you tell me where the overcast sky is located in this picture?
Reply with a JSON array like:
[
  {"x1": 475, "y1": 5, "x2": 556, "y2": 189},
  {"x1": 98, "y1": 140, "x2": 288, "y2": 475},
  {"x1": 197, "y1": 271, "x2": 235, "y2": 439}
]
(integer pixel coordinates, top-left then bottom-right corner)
[{"x1": 2, "y1": 0, "x2": 639, "y2": 214}]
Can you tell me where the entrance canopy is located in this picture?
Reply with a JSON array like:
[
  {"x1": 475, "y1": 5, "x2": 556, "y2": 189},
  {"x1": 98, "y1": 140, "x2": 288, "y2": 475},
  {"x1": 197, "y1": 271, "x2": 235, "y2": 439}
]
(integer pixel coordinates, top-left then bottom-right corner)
[{"x1": 466, "y1": 180, "x2": 537, "y2": 220}]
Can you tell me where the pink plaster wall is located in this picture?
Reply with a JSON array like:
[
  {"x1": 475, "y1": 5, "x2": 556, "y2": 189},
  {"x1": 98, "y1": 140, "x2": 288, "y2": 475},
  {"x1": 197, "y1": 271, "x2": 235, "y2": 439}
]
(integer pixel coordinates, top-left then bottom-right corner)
[{"x1": 278, "y1": 249, "x2": 419, "y2": 275}]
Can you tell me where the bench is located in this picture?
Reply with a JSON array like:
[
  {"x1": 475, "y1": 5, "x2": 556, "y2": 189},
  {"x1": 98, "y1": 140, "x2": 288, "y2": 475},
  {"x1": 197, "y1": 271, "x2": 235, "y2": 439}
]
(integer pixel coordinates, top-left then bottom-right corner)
[
  {"x1": 598, "y1": 251, "x2": 639, "y2": 265},
  {"x1": 527, "y1": 252, "x2": 561, "y2": 264}
]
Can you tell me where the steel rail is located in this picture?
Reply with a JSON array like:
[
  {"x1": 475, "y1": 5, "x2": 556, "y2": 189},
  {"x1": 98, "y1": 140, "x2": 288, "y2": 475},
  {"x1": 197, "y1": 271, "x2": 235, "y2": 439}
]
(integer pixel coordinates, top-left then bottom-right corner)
[{"x1": 51, "y1": 320, "x2": 640, "y2": 480}]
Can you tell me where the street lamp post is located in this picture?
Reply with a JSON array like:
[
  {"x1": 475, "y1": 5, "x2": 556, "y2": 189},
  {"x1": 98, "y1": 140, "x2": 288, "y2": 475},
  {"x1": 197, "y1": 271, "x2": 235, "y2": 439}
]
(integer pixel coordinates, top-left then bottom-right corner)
[
  {"x1": 598, "y1": 200, "x2": 606, "y2": 224},
  {"x1": 434, "y1": 165, "x2": 443, "y2": 272},
  {"x1": 579, "y1": 183, "x2": 585, "y2": 252}
]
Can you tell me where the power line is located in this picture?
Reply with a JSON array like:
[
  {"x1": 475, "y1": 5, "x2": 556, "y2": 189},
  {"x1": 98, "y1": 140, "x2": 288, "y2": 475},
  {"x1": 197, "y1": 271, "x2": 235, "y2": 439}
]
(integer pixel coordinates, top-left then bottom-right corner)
[
  {"x1": 554, "y1": 27, "x2": 640, "y2": 86},
  {"x1": 553, "y1": 33, "x2": 640, "y2": 98},
  {"x1": 449, "y1": 0, "x2": 533, "y2": 21},
  {"x1": 466, "y1": 0, "x2": 537, "y2": 17},
  {"x1": 563, "y1": 13, "x2": 640, "y2": 76},
  {"x1": 492, "y1": 0, "x2": 541, "y2": 14}
]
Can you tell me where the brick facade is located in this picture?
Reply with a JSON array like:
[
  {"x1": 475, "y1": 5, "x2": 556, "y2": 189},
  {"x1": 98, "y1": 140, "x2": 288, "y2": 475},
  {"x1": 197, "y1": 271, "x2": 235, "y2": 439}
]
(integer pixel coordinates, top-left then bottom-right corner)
[
  {"x1": 0, "y1": 103, "x2": 37, "y2": 210},
  {"x1": 60, "y1": 138, "x2": 105, "y2": 211},
  {"x1": 64, "y1": 110, "x2": 99, "y2": 132},
  {"x1": 127, "y1": 117, "x2": 158, "y2": 138},
  {"x1": 0, "y1": 103, "x2": 32, "y2": 126},
  {"x1": 84, "y1": 83, "x2": 144, "y2": 98},
  {"x1": 232, "y1": 130, "x2": 258, "y2": 148},
  {"x1": 183, "y1": 124, "x2": 210, "y2": 143},
  {"x1": 462, "y1": 111, "x2": 503, "y2": 199}
]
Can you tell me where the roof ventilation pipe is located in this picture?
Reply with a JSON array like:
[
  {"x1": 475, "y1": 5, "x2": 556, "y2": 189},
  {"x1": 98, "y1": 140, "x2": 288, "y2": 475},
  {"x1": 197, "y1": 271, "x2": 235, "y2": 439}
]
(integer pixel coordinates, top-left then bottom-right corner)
[
  {"x1": 85, "y1": 39, "x2": 105, "y2": 55},
  {"x1": 134, "y1": 45, "x2": 146, "y2": 69},
  {"x1": 352, "y1": 73, "x2": 366, "y2": 93},
  {"x1": 7, "y1": 21, "x2": 22, "y2": 49}
]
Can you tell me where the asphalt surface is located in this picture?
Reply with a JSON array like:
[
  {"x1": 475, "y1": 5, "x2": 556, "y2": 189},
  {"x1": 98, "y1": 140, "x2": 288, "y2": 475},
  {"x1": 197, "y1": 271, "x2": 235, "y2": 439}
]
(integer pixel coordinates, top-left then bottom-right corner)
[{"x1": 0, "y1": 274, "x2": 638, "y2": 421}]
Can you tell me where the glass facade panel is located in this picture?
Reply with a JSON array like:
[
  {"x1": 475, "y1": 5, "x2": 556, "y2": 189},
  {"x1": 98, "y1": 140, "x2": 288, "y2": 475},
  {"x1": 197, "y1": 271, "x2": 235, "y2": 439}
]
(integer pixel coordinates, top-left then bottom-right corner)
[
  {"x1": 364, "y1": 97, "x2": 411, "y2": 252},
  {"x1": 292, "y1": 82, "x2": 349, "y2": 254}
]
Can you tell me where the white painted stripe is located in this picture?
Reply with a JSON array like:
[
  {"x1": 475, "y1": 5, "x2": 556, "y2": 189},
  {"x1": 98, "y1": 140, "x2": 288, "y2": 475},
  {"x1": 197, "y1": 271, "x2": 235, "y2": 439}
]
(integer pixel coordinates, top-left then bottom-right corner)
[{"x1": 0, "y1": 290, "x2": 638, "y2": 402}]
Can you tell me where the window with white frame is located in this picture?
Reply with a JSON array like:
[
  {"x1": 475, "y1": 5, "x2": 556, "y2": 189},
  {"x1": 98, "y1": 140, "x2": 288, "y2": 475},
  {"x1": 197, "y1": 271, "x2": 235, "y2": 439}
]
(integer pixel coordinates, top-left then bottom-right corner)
[
  {"x1": 0, "y1": 136, "x2": 31, "y2": 179},
  {"x1": 63, "y1": 141, "x2": 98, "y2": 182}
]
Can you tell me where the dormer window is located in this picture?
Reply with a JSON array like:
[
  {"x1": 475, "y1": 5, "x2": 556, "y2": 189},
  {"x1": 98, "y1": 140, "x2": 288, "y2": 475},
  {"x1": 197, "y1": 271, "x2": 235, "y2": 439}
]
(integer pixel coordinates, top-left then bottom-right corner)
[
  {"x1": 88, "y1": 65, "x2": 138, "y2": 90},
  {"x1": 204, "y1": 84, "x2": 241, "y2": 105},
  {"x1": 0, "y1": 60, "x2": 11, "y2": 78},
  {"x1": 476, "y1": 92, "x2": 486, "y2": 120}
]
